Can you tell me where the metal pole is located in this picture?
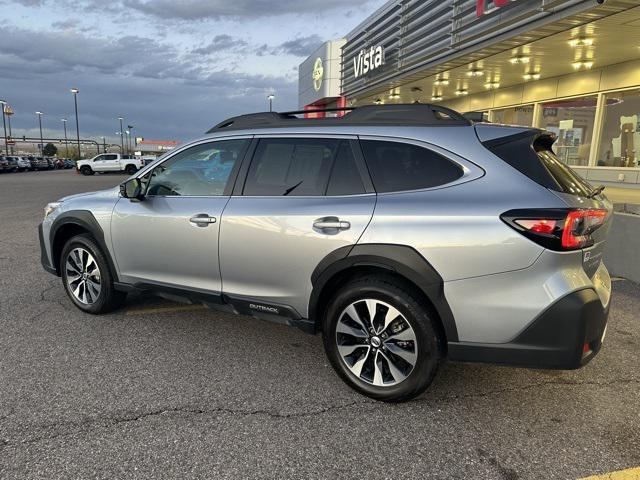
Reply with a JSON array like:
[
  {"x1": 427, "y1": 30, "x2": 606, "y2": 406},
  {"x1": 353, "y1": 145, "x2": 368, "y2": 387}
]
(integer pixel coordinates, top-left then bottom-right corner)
[
  {"x1": 62, "y1": 120, "x2": 69, "y2": 157},
  {"x1": 118, "y1": 118, "x2": 124, "y2": 154},
  {"x1": 7, "y1": 114, "x2": 12, "y2": 154},
  {"x1": 37, "y1": 113, "x2": 43, "y2": 154},
  {"x1": 0, "y1": 101, "x2": 7, "y2": 156},
  {"x1": 73, "y1": 92, "x2": 81, "y2": 159}
]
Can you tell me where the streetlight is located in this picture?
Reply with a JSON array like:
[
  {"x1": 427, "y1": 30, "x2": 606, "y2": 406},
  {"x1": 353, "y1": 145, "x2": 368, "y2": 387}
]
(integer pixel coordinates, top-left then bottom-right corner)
[
  {"x1": 0, "y1": 100, "x2": 7, "y2": 156},
  {"x1": 35, "y1": 111, "x2": 44, "y2": 154},
  {"x1": 101, "y1": 136, "x2": 106, "y2": 153},
  {"x1": 70, "y1": 88, "x2": 81, "y2": 159},
  {"x1": 127, "y1": 125, "x2": 134, "y2": 155},
  {"x1": 115, "y1": 132, "x2": 123, "y2": 153},
  {"x1": 61, "y1": 118, "x2": 69, "y2": 157},
  {"x1": 125, "y1": 130, "x2": 131, "y2": 155},
  {"x1": 118, "y1": 117, "x2": 124, "y2": 154},
  {"x1": 267, "y1": 94, "x2": 275, "y2": 112}
]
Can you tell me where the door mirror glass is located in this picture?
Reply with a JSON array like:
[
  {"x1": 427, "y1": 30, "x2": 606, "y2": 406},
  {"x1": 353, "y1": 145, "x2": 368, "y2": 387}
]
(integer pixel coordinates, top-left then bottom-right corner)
[{"x1": 120, "y1": 178, "x2": 143, "y2": 199}]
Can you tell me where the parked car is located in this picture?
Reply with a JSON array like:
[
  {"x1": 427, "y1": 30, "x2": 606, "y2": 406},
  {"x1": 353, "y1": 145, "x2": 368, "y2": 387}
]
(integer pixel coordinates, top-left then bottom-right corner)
[
  {"x1": 0, "y1": 156, "x2": 10, "y2": 172},
  {"x1": 39, "y1": 104, "x2": 613, "y2": 402},
  {"x1": 139, "y1": 156, "x2": 159, "y2": 167},
  {"x1": 63, "y1": 159, "x2": 75, "y2": 169},
  {"x1": 30, "y1": 156, "x2": 49, "y2": 171},
  {"x1": 4, "y1": 156, "x2": 19, "y2": 172},
  {"x1": 76, "y1": 153, "x2": 142, "y2": 175},
  {"x1": 12, "y1": 156, "x2": 32, "y2": 171}
]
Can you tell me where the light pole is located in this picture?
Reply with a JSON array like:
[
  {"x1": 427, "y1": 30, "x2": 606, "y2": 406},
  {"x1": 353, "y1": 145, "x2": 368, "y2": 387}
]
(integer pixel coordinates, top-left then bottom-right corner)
[
  {"x1": 36, "y1": 111, "x2": 44, "y2": 154},
  {"x1": 6, "y1": 107, "x2": 13, "y2": 154},
  {"x1": 127, "y1": 125, "x2": 134, "y2": 155},
  {"x1": 115, "y1": 132, "x2": 123, "y2": 153},
  {"x1": 125, "y1": 131, "x2": 131, "y2": 155},
  {"x1": 70, "y1": 88, "x2": 81, "y2": 159},
  {"x1": 118, "y1": 117, "x2": 124, "y2": 154},
  {"x1": 267, "y1": 94, "x2": 275, "y2": 112},
  {"x1": 61, "y1": 118, "x2": 69, "y2": 157},
  {"x1": 101, "y1": 136, "x2": 106, "y2": 153},
  {"x1": 0, "y1": 100, "x2": 7, "y2": 156}
]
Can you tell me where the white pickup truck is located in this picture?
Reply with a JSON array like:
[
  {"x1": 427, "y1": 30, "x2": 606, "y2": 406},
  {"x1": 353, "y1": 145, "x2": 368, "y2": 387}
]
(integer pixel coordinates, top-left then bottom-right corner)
[{"x1": 77, "y1": 154, "x2": 143, "y2": 175}]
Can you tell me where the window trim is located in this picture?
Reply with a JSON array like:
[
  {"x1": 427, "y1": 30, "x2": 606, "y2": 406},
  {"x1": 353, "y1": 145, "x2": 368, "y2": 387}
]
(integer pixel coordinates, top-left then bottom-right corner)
[
  {"x1": 235, "y1": 134, "x2": 375, "y2": 198},
  {"x1": 357, "y1": 135, "x2": 484, "y2": 195},
  {"x1": 139, "y1": 135, "x2": 253, "y2": 199}
]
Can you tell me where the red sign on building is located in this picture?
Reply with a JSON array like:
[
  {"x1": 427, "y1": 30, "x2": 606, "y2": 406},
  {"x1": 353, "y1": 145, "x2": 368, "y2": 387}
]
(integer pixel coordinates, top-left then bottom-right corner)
[{"x1": 476, "y1": 0, "x2": 511, "y2": 17}]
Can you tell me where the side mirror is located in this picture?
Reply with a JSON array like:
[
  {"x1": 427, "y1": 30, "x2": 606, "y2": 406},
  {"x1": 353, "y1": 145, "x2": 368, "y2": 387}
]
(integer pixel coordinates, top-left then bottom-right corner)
[{"x1": 120, "y1": 178, "x2": 144, "y2": 200}]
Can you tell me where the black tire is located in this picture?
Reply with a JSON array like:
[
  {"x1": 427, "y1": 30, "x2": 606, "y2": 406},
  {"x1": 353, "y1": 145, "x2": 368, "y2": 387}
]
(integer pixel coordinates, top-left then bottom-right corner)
[
  {"x1": 322, "y1": 275, "x2": 442, "y2": 402},
  {"x1": 124, "y1": 164, "x2": 137, "y2": 175},
  {"x1": 80, "y1": 165, "x2": 93, "y2": 176},
  {"x1": 60, "y1": 234, "x2": 126, "y2": 314}
]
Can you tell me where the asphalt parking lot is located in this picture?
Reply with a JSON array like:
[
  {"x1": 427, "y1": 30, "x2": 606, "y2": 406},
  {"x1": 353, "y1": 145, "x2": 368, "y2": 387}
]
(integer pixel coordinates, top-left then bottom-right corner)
[{"x1": 0, "y1": 169, "x2": 638, "y2": 479}]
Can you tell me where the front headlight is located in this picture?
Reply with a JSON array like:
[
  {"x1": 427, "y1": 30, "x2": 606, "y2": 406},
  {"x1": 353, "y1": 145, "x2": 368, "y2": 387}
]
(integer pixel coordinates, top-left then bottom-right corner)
[{"x1": 44, "y1": 202, "x2": 62, "y2": 219}]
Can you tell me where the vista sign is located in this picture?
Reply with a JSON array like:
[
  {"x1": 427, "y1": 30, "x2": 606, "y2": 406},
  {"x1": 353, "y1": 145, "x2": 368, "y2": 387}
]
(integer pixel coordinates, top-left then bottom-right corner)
[
  {"x1": 476, "y1": 0, "x2": 512, "y2": 17},
  {"x1": 353, "y1": 45, "x2": 384, "y2": 79}
]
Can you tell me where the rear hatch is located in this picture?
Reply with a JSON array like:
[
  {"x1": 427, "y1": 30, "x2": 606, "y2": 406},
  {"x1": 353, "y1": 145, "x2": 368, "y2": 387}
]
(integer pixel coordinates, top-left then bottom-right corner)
[{"x1": 478, "y1": 126, "x2": 613, "y2": 279}]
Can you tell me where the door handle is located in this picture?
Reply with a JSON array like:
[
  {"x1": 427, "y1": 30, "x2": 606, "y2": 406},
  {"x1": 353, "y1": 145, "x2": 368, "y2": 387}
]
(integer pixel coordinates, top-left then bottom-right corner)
[
  {"x1": 313, "y1": 217, "x2": 351, "y2": 232},
  {"x1": 189, "y1": 214, "x2": 217, "y2": 227}
]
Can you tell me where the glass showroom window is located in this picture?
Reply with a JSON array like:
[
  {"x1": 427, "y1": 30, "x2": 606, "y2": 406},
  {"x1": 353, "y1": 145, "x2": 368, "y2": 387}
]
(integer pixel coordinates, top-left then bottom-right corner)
[
  {"x1": 492, "y1": 105, "x2": 534, "y2": 126},
  {"x1": 597, "y1": 89, "x2": 640, "y2": 168},
  {"x1": 540, "y1": 96, "x2": 597, "y2": 166}
]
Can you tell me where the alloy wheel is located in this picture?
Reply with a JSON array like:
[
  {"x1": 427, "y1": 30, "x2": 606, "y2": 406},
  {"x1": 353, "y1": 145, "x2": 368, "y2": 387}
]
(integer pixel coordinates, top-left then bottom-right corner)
[
  {"x1": 335, "y1": 299, "x2": 417, "y2": 387},
  {"x1": 65, "y1": 247, "x2": 102, "y2": 305}
]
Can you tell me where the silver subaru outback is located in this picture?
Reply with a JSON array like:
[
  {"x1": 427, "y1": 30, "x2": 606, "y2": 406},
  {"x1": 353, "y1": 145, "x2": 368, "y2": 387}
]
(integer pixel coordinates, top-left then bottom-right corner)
[{"x1": 39, "y1": 104, "x2": 612, "y2": 402}]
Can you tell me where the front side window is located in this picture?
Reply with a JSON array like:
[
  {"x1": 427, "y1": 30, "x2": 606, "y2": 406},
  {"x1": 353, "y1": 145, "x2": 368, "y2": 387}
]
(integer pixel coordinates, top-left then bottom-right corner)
[
  {"x1": 360, "y1": 140, "x2": 463, "y2": 193},
  {"x1": 243, "y1": 138, "x2": 344, "y2": 196},
  {"x1": 145, "y1": 139, "x2": 249, "y2": 196},
  {"x1": 104, "y1": 154, "x2": 118, "y2": 161}
]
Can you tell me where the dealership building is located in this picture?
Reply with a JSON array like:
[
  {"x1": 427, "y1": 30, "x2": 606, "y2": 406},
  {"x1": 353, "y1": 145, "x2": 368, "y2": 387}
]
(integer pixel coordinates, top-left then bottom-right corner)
[{"x1": 299, "y1": 0, "x2": 640, "y2": 188}]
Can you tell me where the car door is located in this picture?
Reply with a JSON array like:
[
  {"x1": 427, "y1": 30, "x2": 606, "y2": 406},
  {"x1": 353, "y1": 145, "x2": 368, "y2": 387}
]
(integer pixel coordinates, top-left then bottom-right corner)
[
  {"x1": 219, "y1": 135, "x2": 376, "y2": 318},
  {"x1": 111, "y1": 137, "x2": 251, "y2": 293},
  {"x1": 102, "y1": 154, "x2": 120, "y2": 171}
]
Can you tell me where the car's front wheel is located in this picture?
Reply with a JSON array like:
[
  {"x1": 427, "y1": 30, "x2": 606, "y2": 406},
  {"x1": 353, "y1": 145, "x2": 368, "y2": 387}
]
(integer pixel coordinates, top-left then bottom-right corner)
[
  {"x1": 60, "y1": 234, "x2": 126, "y2": 314},
  {"x1": 322, "y1": 275, "x2": 442, "y2": 402},
  {"x1": 79, "y1": 166, "x2": 93, "y2": 175}
]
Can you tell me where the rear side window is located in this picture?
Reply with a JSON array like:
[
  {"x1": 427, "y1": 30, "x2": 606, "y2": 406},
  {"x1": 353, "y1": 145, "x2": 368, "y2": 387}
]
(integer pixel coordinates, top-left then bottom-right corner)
[
  {"x1": 485, "y1": 132, "x2": 593, "y2": 196},
  {"x1": 360, "y1": 140, "x2": 463, "y2": 193},
  {"x1": 326, "y1": 141, "x2": 366, "y2": 196},
  {"x1": 244, "y1": 138, "x2": 338, "y2": 196}
]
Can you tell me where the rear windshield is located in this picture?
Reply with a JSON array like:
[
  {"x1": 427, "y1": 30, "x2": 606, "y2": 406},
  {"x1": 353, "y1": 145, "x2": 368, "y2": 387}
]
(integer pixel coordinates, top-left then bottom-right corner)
[{"x1": 485, "y1": 131, "x2": 594, "y2": 196}]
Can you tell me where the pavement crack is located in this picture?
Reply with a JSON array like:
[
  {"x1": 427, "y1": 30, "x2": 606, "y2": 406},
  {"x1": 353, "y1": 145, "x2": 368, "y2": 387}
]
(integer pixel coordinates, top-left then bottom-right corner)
[{"x1": 0, "y1": 400, "x2": 376, "y2": 450}]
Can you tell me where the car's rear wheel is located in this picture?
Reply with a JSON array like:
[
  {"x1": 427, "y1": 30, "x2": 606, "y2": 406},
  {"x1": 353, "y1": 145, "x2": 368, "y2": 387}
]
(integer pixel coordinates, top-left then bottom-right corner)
[
  {"x1": 322, "y1": 275, "x2": 442, "y2": 402},
  {"x1": 60, "y1": 234, "x2": 126, "y2": 314},
  {"x1": 124, "y1": 164, "x2": 137, "y2": 175},
  {"x1": 80, "y1": 165, "x2": 93, "y2": 175}
]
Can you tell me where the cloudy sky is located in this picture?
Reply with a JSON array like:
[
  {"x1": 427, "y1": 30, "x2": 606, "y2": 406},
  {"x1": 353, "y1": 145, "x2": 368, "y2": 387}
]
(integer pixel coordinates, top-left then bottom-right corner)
[{"x1": 0, "y1": 0, "x2": 386, "y2": 145}]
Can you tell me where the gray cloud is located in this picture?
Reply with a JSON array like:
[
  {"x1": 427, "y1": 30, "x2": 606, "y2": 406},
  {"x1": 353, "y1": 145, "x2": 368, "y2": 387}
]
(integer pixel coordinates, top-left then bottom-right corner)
[
  {"x1": 191, "y1": 35, "x2": 248, "y2": 55},
  {"x1": 0, "y1": 25, "x2": 296, "y2": 141},
  {"x1": 277, "y1": 35, "x2": 323, "y2": 57},
  {"x1": 122, "y1": 0, "x2": 372, "y2": 20}
]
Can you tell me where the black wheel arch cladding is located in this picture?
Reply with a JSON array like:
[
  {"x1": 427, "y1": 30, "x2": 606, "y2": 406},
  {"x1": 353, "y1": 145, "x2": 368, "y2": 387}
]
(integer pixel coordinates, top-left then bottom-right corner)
[
  {"x1": 310, "y1": 243, "x2": 458, "y2": 342},
  {"x1": 49, "y1": 210, "x2": 119, "y2": 282}
]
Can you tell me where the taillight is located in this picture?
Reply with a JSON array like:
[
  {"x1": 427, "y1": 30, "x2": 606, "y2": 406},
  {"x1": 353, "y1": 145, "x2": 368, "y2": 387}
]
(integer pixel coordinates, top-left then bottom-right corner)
[
  {"x1": 561, "y1": 209, "x2": 607, "y2": 249},
  {"x1": 501, "y1": 208, "x2": 608, "y2": 251}
]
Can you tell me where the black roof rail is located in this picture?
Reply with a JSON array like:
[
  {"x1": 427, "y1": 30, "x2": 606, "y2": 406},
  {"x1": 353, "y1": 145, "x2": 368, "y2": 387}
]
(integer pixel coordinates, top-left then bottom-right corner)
[{"x1": 206, "y1": 103, "x2": 471, "y2": 133}]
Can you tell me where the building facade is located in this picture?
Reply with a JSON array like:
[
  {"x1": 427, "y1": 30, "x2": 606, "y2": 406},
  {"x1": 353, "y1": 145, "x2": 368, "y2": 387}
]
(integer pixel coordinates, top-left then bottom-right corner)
[{"x1": 299, "y1": 0, "x2": 640, "y2": 187}]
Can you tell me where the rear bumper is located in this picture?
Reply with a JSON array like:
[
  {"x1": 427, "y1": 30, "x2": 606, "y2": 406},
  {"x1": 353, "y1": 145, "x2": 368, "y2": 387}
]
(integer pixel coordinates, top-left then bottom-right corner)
[{"x1": 448, "y1": 288, "x2": 609, "y2": 369}]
